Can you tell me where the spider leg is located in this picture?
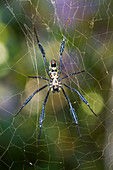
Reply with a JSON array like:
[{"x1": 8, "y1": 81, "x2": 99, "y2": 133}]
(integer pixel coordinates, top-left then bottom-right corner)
[
  {"x1": 37, "y1": 87, "x2": 51, "y2": 145},
  {"x1": 59, "y1": 37, "x2": 66, "y2": 74},
  {"x1": 59, "y1": 70, "x2": 85, "y2": 81},
  {"x1": 61, "y1": 82, "x2": 97, "y2": 117},
  {"x1": 28, "y1": 76, "x2": 51, "y2": 82},
  {"x1": 60, "y1": 86, "x2": 83, "y2": 140},
  {"x1": 33, "y1": 25, "x2": 50, "y2": 77},
  {"x1": 59, "y1": 19, "x2": 69, "y2": 75},
  {"x1": 15, "y1": 83, "x2": 50, "y2": 116}
]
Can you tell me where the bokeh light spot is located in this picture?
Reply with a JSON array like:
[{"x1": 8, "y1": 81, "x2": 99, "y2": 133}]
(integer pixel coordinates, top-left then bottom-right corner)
[{"x1": 0, "y1": 42, "x2": 9, "y2": 65}]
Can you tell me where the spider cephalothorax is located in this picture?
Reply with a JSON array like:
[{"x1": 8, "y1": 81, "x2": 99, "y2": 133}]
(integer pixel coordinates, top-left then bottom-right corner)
[
  {"x1": 49, "y1": 59, "x2": 59, "y2": 78},
  {"x1": 15, "y1": 19, "x2": 97, "y2": 144}
]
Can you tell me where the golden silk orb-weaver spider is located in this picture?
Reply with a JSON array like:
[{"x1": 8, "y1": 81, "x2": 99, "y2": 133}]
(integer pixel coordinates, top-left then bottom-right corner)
[{"x1": 15, "y1": 19, "x2": 97, "y2": 144}]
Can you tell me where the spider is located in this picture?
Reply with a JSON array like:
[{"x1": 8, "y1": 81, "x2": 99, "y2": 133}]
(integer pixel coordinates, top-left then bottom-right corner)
[{"x1": 15, "y1": 19, "x2": 97, "y2": 143}]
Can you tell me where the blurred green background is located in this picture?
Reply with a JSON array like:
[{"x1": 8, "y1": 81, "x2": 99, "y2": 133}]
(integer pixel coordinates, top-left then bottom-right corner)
[{"x1": 0, "y1": 0, "x2": 113, "y2": 169}]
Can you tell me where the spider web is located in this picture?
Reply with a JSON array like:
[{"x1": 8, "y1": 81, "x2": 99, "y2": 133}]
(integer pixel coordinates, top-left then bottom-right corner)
[{"x1": 0, "y1": 0, "x2": 113, "y2": 169}]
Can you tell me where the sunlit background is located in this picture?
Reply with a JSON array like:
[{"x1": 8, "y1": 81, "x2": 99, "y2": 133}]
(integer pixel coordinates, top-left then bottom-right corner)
[{"x1": 0, "y1": 0, "x2": 113, "y2": 169}]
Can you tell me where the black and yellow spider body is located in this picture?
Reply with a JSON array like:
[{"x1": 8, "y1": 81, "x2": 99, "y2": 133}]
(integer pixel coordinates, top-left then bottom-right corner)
[
  {"x1": 15, "y1": 19, "x2": 97, "y2": 144},
  {"x1": 49, "y1": 59, "x2": 60, "y2": 93}
]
